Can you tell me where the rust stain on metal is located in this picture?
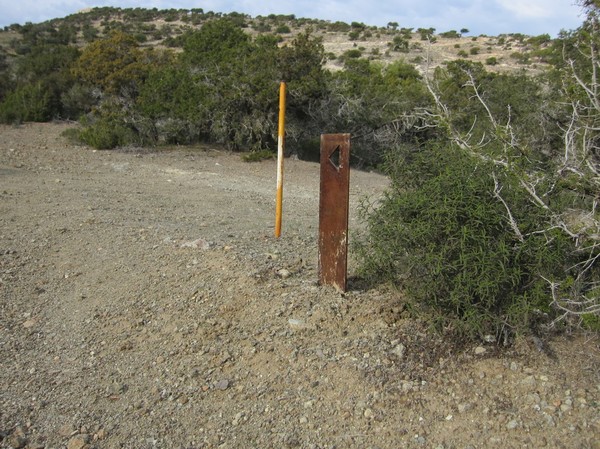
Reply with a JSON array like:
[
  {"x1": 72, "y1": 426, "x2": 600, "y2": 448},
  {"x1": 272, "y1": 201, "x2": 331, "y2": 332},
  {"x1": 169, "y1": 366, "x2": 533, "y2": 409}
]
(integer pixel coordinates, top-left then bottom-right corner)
[{"x1": 319, "y1": 133, "x2": 350, "y2": 292}]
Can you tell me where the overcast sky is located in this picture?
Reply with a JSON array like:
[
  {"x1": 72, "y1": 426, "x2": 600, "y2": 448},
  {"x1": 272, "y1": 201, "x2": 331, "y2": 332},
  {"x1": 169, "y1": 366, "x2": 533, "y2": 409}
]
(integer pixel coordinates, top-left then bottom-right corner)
[{"x1": 0, "y1": 0, "x2": 585, "y2": 37}]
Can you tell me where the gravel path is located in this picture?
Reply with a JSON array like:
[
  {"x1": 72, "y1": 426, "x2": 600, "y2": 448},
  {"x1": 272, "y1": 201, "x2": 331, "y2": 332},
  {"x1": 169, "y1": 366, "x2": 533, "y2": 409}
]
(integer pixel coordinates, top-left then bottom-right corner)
[{"x1": 1, "y1": 122, "x2": 599, "y2": 449}]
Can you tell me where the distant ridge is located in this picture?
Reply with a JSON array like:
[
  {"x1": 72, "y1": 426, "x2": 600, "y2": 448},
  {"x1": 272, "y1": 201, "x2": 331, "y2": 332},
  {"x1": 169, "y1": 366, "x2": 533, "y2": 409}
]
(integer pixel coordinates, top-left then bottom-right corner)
[{"x1": 0, "y1": 6, "x2": 553, "y2": 75}]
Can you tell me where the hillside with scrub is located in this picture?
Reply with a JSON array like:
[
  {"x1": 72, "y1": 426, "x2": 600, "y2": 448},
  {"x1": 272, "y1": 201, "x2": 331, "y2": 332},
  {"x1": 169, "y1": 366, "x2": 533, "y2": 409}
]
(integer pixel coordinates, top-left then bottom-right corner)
[{"x1": 1, "y1": 3, "x2": 600, "y2": 448}]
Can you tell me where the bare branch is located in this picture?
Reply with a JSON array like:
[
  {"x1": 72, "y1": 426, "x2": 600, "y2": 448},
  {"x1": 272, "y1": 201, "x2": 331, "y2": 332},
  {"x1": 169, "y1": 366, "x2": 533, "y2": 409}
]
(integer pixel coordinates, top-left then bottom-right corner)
[
  {"x1": 492, "y1": 173, "x2": 524, "y2": 242},
  {"x1": 464, "y1": 71, "x2": 497, "y2": 128}
]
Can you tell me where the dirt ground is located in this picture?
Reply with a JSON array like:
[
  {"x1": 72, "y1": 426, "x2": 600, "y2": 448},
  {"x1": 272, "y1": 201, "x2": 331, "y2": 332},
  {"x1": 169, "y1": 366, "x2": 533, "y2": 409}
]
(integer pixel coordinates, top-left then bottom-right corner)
[{"x1": 1, "y1": 122, "x2": 599, "y2": 449}]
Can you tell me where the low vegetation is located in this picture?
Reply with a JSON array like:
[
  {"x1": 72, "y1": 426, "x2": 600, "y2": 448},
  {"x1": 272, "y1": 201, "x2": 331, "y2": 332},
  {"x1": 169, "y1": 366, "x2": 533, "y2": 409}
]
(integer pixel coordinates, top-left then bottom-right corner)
[{"x1": 0, "y1": 3, "x2": 599, "y2": 341}]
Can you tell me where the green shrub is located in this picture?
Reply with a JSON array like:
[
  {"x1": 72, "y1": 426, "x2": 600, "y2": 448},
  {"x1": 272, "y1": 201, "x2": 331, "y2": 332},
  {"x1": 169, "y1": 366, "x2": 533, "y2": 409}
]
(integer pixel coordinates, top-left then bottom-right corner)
[
  {"x1": 241, "y1": 149, "x2": 275, "y2": 162},
  {"x1": 390, "y1": 35, "x2": 409, "y2": 52},
  {"x1": 581, "y1": 313, "x2": 600, "y2": 331},
  {"x1": 440, "y1": 30, "x2": 461, "y2": 38},
  {"x1": 0, "y1": 83, "x2": 51, "y2": 123},
  {"x1": 417, "y1": 27, "x2": 435, "y2": 40},
  {"x1": 82, "y1": 25, "x2": 99, "y2": 42},
  {"x1": 342, "y1": 49, "x2": 362, "y2": 59},
  {"x1": 348, "y1": 30, "x2": 360, "y2": 40},
  {"x1": 61, "y1": 126, "x2": 83, "y2": 144},
  {"x1": 357, "y1": 143, "x2": 574, "y2": 339},
  {"x1": 276, "y1": 24, "x2": 291, "y2": 34},
  {"x1": 79, "y1": 122, "x2": 136, "y2": 149},
  {"x1": 78, "y1": 112, "x2": 137, "y2": 149},
  {"x1": 294, "y1": 137, "x2": 320, "y2": 162},
  {"x1": 510, "y1": 51, "x2": 531, "y2": 64},
  {"x1": 61, "y1": 83, "x2": 96, "y2": 119},
  {"x1": 328, "y1": 21, "x2": 351, "y2": 32},
  {"x1": 72, "y1": 31, "x2": 148, "y2": 94},
  {"x1": 253, "y1": 22, "x2": 272, "y2": 32},
  {"x1": 527, "y1": 33, "x2": 551, "y2": 47}
]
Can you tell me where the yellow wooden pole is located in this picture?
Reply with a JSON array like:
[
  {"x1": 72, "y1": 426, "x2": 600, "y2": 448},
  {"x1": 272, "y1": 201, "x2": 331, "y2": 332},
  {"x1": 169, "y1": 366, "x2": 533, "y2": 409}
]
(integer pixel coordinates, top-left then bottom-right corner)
[{"x1": 275, "y1": 81, "x2": 286, "y2": 238}]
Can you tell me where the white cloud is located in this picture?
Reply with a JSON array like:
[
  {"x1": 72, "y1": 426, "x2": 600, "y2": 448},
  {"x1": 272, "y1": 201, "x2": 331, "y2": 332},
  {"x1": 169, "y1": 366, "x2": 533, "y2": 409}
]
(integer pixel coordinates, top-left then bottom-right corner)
[
  {"x1": 496, "y1": 0, "x2": 552, "y2": 19},
  {"x1": 0, "y1": 0, "x2": 105, "y2": 26}
]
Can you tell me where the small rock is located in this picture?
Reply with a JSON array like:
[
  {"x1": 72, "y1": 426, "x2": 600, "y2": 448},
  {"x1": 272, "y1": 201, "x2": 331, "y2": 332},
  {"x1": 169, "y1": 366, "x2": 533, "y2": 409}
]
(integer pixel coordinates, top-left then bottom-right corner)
[
  {"x1": 22, "y1": 319, "x2": 37, "y2": 329},
  {"x1": 8, "y1": 436, "x2": 27, "y2": 449},
  {"x1": 180, "y1": 238, "x2": 212, "y2": 250},
  {"x1": 415, "y1": 435, "x2": 427, "y2": 445},
  {"x1": 390, "y1": 343, "x2": 406, "y2": 359},
  {"x1": 67, "y1": 435, "x2": 88, "y2": 449},
  {"x1": 215, "y1": 379, "x2": 230, "y2": 390},
  {"x1": 277, "y1": 268, "x2": 291, "y2": 279},
  {"x1": 525, "y1": 393, "x2": 541, "y2": 404},
  {"x1": 232, "y1": 412, "x2": 244, "y2": 426},
  {"x1": 58, "y1": 424, "x2": 76, "y2": 437},
  {"x1": 474, "y1": 346, "x2": 486, "y2": 355},
  {"x1": 401, "y1": 381, "x2": 414, "y2": 392},
  {"x1": 363, "y1": 408, "x2": 374, "y2": 419},
  {"x1": 288, "y1": 318, "x2": 305, "y2": 330},
  {"x1": 543, "y1": 414, "x2": 556, "y2": 427},
  {"x1": 560, "y1": 403, "x2": 572, "y2": 412},
  {"x1": 521, "y1": 375, "x2": 536, "y2": 387},
  {"x1": 8, "y1": 427, "x2": 27, "y2": 449},
  {"x1": 506, "y1": 420, "x2": 519, "y2": 430},
  {"x1": 458, "y1": 403, "x2": 472, "y2": 413},
  {"x1": 94, "y1": 429, "x2": 108, "y2": 441},
  {"x1": 28, "y1": 443, "x2": 45, "y2": 449}
]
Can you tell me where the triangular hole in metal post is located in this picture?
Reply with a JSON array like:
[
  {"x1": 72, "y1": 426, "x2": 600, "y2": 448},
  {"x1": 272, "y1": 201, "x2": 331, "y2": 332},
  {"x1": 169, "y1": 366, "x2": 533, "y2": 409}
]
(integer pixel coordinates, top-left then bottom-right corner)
[{"x1": 329, "y1": 145, "x2": 341, "y2": 171}]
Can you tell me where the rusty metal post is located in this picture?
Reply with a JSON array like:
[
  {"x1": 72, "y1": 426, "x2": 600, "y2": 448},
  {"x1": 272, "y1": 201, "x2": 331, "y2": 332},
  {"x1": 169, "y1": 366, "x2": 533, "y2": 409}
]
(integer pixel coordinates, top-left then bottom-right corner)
[{"x1": 319, "y1": 134, "x2": 350, "y2": 292}]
